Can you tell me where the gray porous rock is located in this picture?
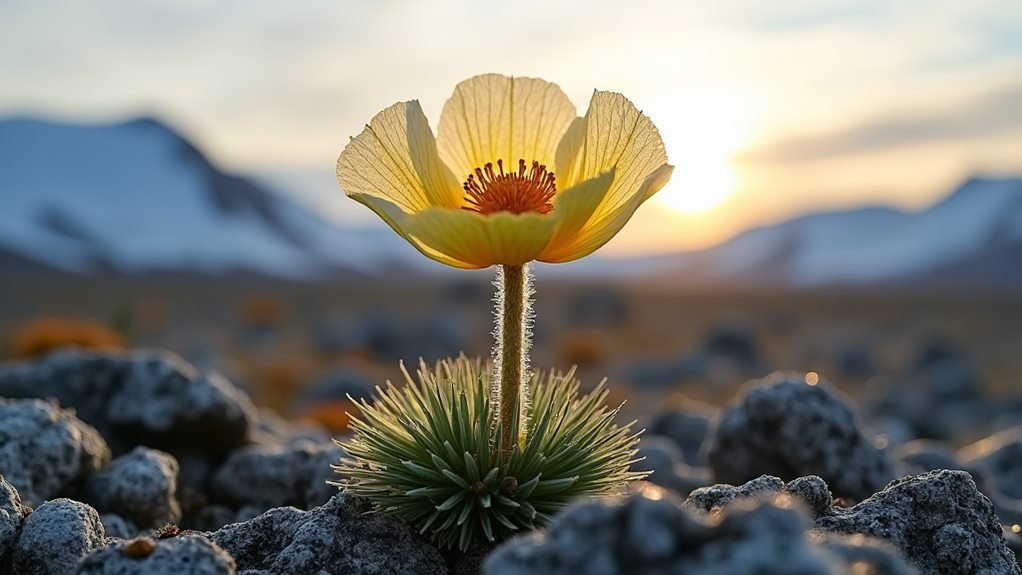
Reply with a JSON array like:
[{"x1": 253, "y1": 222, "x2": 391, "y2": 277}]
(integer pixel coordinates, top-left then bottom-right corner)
[
  {"x1": 99, "y1": 514, "x2": 137, "y2": 539},
  {"x1": 75, "y1": 534, "x2": 236, "y2": 575},
  {"x1": 646, "y1": 399, "x2": 715, "y2": 467},
  {"x1": 13, "y1": 498, "x2": 106, "y2": 575},
  {"x1": 815, "y1": 470, "x2": 1020, "y2": 575},
  {"x1": 210, "y1": 493, "x2": 448, "y2": 575},
  {"x1": 632, "y1": 435, "x2": 712, "y2": 497},
  {"x1": 960, "y1": 426, "x2": 1022, "y2": 500},
  {"x1": 1, "y1": 474, "x2": 31, "y2": 570},
  {"x1": 210, "y1": 439, "x2": 342, "y2": 511},
  {"x1": 684, "y1": 474, "x2": 833, "y2": 516},
  {"x1": 484, "y1": 488, "x2": 908, "y2": 575},
  {"x1": 863, "y1": 353, "x2": 995, "y2": 443},
  {"x1": 706, "y1": 372, "x2": 896, "y2": 501},
  {"x1": 0, "y1": 350, "x2": 256, "y2": 456},
  {"x1": 685, "y1": 474, "x2": 783, "y2": 512},
  {"x1": 0, "y1": 398, "x2": 111, "y2": 507},
  {"x1": 894, "y1": 440, "x2": 998, "y2": 512},
  {"x1": 84, "y1": 447, "x2": 181, "y2": 528},
  {"x1": 450, "y1": 543, "x2": 497, "y2": 575}
]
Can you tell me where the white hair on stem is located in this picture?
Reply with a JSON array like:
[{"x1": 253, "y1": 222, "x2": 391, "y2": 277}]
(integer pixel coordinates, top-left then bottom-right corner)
[{"x1": 490, "y1": 263, "x2": 534, "y2": 451}]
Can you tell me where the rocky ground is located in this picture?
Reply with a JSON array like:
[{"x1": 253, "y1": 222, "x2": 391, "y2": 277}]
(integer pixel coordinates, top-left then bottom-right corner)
[{"x1": 0, "y1": 349, "x2": 1020, "y2": 574}]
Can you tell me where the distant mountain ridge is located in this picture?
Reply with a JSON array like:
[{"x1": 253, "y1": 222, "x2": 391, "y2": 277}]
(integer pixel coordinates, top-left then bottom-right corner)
[
  {"x1": 627, "y1": 176, "x2": 1022, "y2": 288},
  {"x1": 0, "y1": 116, "x2": 422, "y2": 278},
  {"x1": 1, "y1": 115, "x2": 1020, "y2": 288}
]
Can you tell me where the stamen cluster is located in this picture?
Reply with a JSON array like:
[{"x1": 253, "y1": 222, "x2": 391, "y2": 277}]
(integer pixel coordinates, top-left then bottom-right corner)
[{"x1": 463, "y1": 159, "x2": 556, "y2": 215}]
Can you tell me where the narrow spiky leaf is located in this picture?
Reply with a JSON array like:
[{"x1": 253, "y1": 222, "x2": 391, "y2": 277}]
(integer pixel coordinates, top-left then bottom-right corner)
[{"x1": 334, "y1": 356, "x2": 645, "y2": 551}]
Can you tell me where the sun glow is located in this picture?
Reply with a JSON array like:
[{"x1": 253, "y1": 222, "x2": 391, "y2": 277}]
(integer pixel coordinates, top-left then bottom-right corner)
[{"x1": 646, "y1": 89, "x2": 748, "y2": 214}]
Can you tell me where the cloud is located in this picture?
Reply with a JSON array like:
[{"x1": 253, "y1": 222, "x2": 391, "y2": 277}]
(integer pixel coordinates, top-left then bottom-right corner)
[
  {"x1": 1, "y1": 0, "x2": 1020, "y2": 171},
  {"x1": 740, "y1": 81, "x2": 1022, "y2": 163}
]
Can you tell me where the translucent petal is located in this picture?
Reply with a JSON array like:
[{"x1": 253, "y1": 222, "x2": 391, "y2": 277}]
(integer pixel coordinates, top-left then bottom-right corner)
[
  {"x1": 554, "y1": 116, "x2": 586, "y2": 178},
  {"x1": 437, "y1": 74, "x2": 577, "y2": 186},
  {"x1": 405, "y1": 208, "x2": 558, "y2": 268},
  {"x1": 557, "y1": 91, "x2": 669, "y2": 223},
  {"x1": 338, "y1": 100, "x2": 461, "y2": 213},
  {"x1": 540, "y1": 164, "x2": 673, "y2": 263},
  {"x1": 540, "y1": 170, "x2": 615, "y2": 258},
  {"x1": 348, "y1": 193, "x2": 471, "y2": 268}
]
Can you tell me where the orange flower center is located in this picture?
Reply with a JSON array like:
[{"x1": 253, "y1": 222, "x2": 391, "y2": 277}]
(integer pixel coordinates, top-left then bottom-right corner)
[{"x1": 462, "y1": 159, "x2": 556, "y2": 215}]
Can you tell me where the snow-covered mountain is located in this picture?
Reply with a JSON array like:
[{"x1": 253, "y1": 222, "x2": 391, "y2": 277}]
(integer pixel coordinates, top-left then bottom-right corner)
[
  {"x1": 0, "y1": 116, "x2": 421, "y2": 278},
  {"x1": 645, "y1": 176, "x2": 1022, "y2": 288},
  {"x1": 1, "y1": 115, "x2": 1019, "y2": 288}
]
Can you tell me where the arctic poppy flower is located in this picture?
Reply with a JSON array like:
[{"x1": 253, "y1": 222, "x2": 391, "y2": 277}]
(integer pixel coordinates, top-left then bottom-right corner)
[{"x1": 337, "y1": 74, "x2": 672, "y2": 269}]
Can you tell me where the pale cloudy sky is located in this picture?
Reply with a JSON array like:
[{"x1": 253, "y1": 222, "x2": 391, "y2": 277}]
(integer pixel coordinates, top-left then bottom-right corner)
[{"x1": 2, "y1": 0, "x2": 1021, "y2": 253}]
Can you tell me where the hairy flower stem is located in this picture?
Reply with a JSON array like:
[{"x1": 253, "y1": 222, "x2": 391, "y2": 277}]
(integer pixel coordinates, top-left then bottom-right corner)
[{"x1": 495, "y1": 263, "x2": 530, "y2": 462}]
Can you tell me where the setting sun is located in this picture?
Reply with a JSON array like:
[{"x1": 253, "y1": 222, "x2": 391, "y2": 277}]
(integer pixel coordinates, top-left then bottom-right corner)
[
  {"x1": 657, "y1": 150, "x2": 736, "y2": 214},
  {"x1": 646, "y1": 88, "x2": 747, "y2": 214}
]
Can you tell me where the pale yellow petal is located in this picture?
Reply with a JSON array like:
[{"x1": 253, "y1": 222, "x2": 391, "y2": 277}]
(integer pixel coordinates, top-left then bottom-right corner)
[
  {"x1": 554, "y1": 116, "x2": 586, "y2": 179},
  {"x1": 540, "y1": 164, "x2": 673, "y2": 263},
  {"x1": 436, "y1": 74, "x2": 577, "y2": 185},
  {"x1": 558, "y1": 91, "x2": 669, "y2": 223},
  {"x1": 540, "y1": 169, "x2": 615, "y2": 258},
  {"x1": 337, "y1": 100, "x2": 461, "y2": 213},
  {"x1": 348, "y1": 193, "x2": 471, "y2": 268},
  {"x1": 404, "y1": 208, "x2": 558, "y2": 268}
]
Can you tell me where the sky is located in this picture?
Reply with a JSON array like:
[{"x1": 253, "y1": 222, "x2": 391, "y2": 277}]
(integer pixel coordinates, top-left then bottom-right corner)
[{"x1": 2, "y1": 0, "x2": 1021, "y2": 255}]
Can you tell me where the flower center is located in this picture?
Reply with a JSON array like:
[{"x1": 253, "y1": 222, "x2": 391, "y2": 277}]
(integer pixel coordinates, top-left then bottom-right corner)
[{"x1": 462, "y1": 159, "x2": 556, "y2": 215}]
